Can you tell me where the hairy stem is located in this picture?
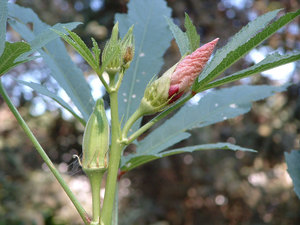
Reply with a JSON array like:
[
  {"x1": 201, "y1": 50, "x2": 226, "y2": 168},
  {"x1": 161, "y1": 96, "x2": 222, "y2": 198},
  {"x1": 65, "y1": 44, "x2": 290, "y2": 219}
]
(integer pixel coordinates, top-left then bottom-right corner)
[
  {"x1": 101, "y1": 91, "x2": 123, "y2": 225},
  {"x1": 0, "y1": 80, "x2": 90, "y2": 225}
]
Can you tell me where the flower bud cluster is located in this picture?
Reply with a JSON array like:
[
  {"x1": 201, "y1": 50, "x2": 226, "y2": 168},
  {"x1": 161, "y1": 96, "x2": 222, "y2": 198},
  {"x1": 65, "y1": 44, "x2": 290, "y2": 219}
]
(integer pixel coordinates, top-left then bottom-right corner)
[{"x1": 101, "y1": 23, "x2": 135, "y2": 76}]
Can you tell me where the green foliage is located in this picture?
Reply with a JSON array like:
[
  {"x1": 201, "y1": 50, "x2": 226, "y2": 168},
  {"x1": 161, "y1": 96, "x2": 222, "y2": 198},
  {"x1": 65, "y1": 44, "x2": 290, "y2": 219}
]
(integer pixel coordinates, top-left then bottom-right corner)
[
  {"x1": 0, "y1": 42, "x2": 31, "y2": 76},
  {"x1": 121, "y1": 84, "x2": 288, "y2": 170},
  {"x1": 17, "y1": 80, "x2": 85, "y2": 124},
  {"x1": 204, "y1": 51, "x2": 300, "y2": 90},
  {"x1": 122, "y1": 142, "x2": 255, "y2": 171},
  {"x1": 285, "y1": 150, "x2": 300, "y2": 199},
  {"x1": 0, "y1": 0, "x2": 8, "y2": 56},
  {"x1": 116, "y1": 0, "x2": 172, "y2": 133},
  {"x1": 53, "y1": 28, "x2": 100, "y2": 71},
  {"x1": 194, "y1": 9, "x2": 300, "y2": 91},
  {"x1": 166, "y1": 13, "x2": 200, "y2": 56},
  {"x1": 8, "y1": 3, "x2": 94, "y2": 122}
]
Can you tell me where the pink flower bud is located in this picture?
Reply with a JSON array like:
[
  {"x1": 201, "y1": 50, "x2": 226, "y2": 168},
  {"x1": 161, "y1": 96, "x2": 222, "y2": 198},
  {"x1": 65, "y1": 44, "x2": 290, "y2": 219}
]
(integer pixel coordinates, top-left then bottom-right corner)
[
  {"x1": 140, "y1": 38, "x2": 219, "y2": 115},
  {"x1": 168, "y1": 38, "x2": 219, "y2": 102}
]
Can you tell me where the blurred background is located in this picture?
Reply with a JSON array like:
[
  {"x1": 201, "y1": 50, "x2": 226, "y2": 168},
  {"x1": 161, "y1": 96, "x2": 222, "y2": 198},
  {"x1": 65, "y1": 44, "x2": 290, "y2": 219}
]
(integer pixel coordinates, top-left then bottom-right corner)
[{"x1": 1, "y1": 0, "x2": 300, "y2": 224}]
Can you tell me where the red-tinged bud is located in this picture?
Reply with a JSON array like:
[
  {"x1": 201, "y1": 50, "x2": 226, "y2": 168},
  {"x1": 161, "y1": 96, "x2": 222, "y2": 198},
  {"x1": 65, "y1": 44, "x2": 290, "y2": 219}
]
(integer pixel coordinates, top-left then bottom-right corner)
[
  {"x1": 139, "y1": 38, "x2": 219, "y2": 115},
  {"x1": 168, "y1": 38, "x2": 219, "y2": 101}
]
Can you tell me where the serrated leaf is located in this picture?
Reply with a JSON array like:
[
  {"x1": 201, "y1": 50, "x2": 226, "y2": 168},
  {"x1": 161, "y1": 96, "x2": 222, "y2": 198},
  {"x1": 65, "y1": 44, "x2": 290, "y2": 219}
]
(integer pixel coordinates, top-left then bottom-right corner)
[
  {"x1": 121, "y1": 142, "x2": 256, "y2": 171},
  {"x1": 196, "y1": 9, "x2": 300, "y2": 90},
  {"x1": 53, "y1": 28, "x2": 98, "y2": 70},
  {"x1": 285, "y1": 150, "x2": 300, "y2": 199},
  {"x1": 8, "y1": 3, "x2": 94, "y2": 122},
  {"x1": 17, "y1": 80, "x2": 85, "y2": 125},
  {"x1": 184, "y1": 13, "x2": 200, "y2": 52},
  {"x1": 122, "y1": 84, "x2": 288, "y2": 168},
  {"x1": 0, "y1": 41, "x2": 31, "y2": 76},
  {"x1": 203, "y1": 51, "x2": 300, "y2": 90},
  {"x1": 0, "y1": 0, "x2": 8, "y2": 56},
  {"x1": 91, "y1": 37, "x2": 100, "y2": 66},
  {"x1": 116, "y1": 0, "x2": 172, "y2": 132},
  {"x1": 166, "y1": 17, "x2": 189, "y2": 56}
]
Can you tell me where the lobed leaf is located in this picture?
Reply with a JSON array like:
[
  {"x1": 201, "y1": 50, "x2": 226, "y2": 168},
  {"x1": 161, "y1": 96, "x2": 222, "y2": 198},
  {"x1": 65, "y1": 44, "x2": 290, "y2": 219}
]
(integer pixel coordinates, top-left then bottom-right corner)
[
  {"x1": 121, "y1": 142, "x2": 256, "y2": 171},
  {"x1": 0, "y1": 0, "x2": 8, "y2": 56},
  {"x1": 91, "y1": 37, "x2": 101, "y2": 66},
  {"x1": 285, "y1": 150, "x2": 300, "y2": 199},
  {"x1": 116, "y1": 0, "x2": 172, "y2": 133},
  {"x1": 203, "y1": 51, "x2": 300, "y2": 90},
  {"x1": 195, "y1": 9, "x2": 300, "y2": 90},
  {"x1": 8, "y1": 3, "x2": 94, "y2": 122},
  {"x1": 0, "y1": 42, "x2": 31, "y2": 76},
  {"x1": 122, "y1": 84, "x2": 288, "y2": 169},
  {"x1": 17, "y1": 80, "x2": 85, "y2": 125}
]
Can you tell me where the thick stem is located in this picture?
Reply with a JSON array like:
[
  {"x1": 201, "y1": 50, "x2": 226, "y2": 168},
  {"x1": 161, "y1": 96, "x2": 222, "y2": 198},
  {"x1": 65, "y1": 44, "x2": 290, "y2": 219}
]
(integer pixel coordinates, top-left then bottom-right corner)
[
  {"x1": 101, "y1": 91, "x2": 123, "y2": 225},
  {"x1": 0, "y1": 80, "x2": 90, "y2": 225},
  {"x1": 85, "y1": 169, "x2": 105, "y2": 225}
]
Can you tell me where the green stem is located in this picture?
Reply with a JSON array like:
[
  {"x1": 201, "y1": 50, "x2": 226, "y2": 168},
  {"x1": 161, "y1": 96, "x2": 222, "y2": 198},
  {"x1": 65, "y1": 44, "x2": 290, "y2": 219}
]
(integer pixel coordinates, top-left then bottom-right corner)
[
  {"x1": 101, "y1": 91, "x2": 123, "y2": 225},
  {"x1": 127, "y1": 94, "x2": 193, "y2": 145},
  {"x1": 85, "y1": 169, "x2": 105, "y2": 225},
  {"x1": 0, "y1": 80, "x2": 90, "y2": 225},
  {"x1": 121, "y1": 107, "x2": 143, "y2": 141}
]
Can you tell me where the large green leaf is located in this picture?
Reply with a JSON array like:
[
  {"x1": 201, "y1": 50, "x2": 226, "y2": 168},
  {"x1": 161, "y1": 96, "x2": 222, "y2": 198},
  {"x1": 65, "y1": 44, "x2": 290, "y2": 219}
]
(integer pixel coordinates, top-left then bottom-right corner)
[
  {"x1": 195, "y1": 9, "x2": 300, "y2": 90},
  {"x1": 116, "y1": 0, "x2": 172, "y2": 132},
  {"x1": 0, "y1": 42, "x2": 31, "y2": 76},
  {"x1": 8, "y1": 3, "x2": 94, "y2": 121},
  {"x1": 204, "y1": 51, "x2": 300, "y2": 90},
  {"x1": 285, "y1": 150, "x2": 300, "y2": 199},
  {"x1": 122, "y1": 84, "x2": 288, "y2": 169},
  {"x1": 121, "y1": 142, "x2": 256, "y2": 171},
  {"x1": 17, "y1": 80, "x2": 85, "y2": 125},
  {"x1": 0, "y1": 0, "x2": 8, "y2": 56}
]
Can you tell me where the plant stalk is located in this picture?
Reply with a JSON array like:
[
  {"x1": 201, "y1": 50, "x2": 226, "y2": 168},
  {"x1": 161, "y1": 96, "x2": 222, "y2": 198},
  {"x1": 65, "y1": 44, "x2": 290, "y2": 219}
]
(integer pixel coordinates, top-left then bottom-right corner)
[
  {"x1": 0, "y1": 80, "x2": 90, "y2": 225},
  {"x1": 101, "y1": 91, "x2": 123, "y2": 225}
]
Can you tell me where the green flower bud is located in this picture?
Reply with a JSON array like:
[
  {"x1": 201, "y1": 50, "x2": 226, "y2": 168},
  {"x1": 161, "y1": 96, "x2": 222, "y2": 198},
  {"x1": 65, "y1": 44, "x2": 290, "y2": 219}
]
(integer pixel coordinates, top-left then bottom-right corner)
[
  {"x1": 82, "y1": 99, "x2": 109, "y2": 171},
  {"x1": 102, "y1": 23, "x2": 122, "y2": 76},
  {"x1": 121, "y1": 25, "x2": 135, "y2": 69}
]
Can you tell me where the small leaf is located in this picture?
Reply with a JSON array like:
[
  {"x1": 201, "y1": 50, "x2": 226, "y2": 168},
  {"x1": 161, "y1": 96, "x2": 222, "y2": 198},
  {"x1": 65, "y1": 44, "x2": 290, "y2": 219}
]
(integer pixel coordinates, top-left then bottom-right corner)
[
  {"x1": 91, "y1": 37, "x2": 100, "y2": 66},
  {"x1": 0, "y1": 42, "x2": 31, "y2": 76},
  {"x1": 285, "y1": 150, "x2": 300, "y2": 199},
  {"x1": 0, "y1": 0, "x2": 8, "y2": 56},
  {"x1": 196, "y1": 9, "x2": 300, "y2": 90},
  {"x1": 203, "y1": 51, "x2": 300, "y2": 90},
  {"x1": 166, "y1": 17, "x2": 189, "y2": 55},
  {"x1": 184, "y1": 13, "x2": 200, "y2": 52},
  {"x1": 121, "y1": 142, "x2": 256, "y2": 171}
]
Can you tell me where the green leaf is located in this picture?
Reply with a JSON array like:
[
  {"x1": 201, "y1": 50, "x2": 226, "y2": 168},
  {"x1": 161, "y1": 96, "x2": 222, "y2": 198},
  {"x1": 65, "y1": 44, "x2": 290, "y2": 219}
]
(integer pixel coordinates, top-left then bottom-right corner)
[
  {"x1": 8, "y1": 3, "x2": 94, "y2": 122},
  {"x1": 122, "y1": 84, "x2": 288, "y2": 169},
  {"x1": 53, "y1": 28, "x2": 98, "y2": 70},
  {"x1": 121, "y1": 142, "x2": 256, "y2": 171},
  {"x1": 16, "y1": 22, "x2": 81, "y2": 62},
  {"x1": 17, "y1": 80, "x2": 85, "y2": 125},
  {"x1": 0, "y1": 0, "x2": 8, "y2": 56},
  {"x1": 166, "y1": 17, "x2": 189, "y2": 56},
  {"x1": 116, "y1": 0, "x2": 172, "y2": 132},
  {"x1": 184, "y1": 13, "x2": 200, "y2": 52},
  {"x1": 0, "y1": 41, "x2": 31, "y2": 76},
  {"x1": 203, "y1": 51, "x2": 300, "y2": 90},
  {"x1": 285, "y1": 150, "x2": 300, "y2": 199},
  {"x1": 196, "y1": 9, "x2": 300, "y2": 90},
  {"x1": 91, "y1": 37, "x2": 100, "y2": 66}
]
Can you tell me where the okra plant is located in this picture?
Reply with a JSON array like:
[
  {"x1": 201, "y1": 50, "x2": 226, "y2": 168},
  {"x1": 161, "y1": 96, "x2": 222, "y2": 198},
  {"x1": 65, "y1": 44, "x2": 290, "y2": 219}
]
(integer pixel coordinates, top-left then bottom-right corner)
[{"x1": 0, "y1": 0, "x2": 300, "y2": 224}]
